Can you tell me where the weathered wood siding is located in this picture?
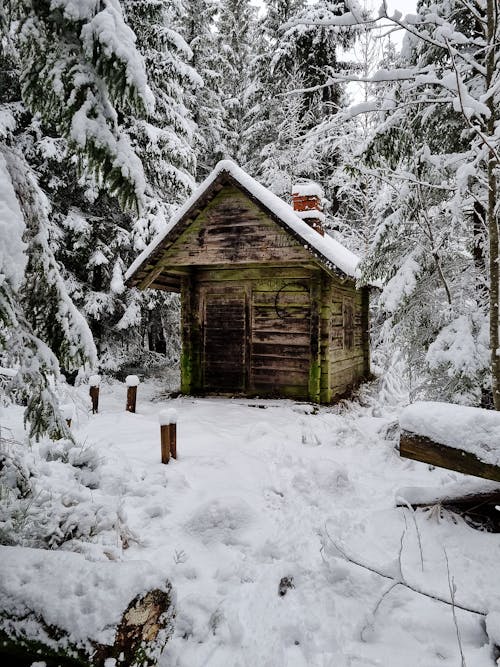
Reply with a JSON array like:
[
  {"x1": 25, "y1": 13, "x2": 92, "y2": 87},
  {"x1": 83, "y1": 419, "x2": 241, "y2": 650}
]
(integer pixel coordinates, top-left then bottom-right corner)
[
  {"x1": 157, "y1": 186, "x2": 313, "y2": 268},
  {"x1": 169, "y1": 184, "x2": 370, "y2": 402},
  {"x1": 320, "y1": 278, "x2": 368, "y2": 401},
  {"x1": 251, "y1": 277, "x2": 313, "y2": 398},
  {"x1": 202, "y1": 290, "x2": 247, "y2": 391},
  {"x1": 183, "y1": 267, "x2": 320, "y2": 399}
]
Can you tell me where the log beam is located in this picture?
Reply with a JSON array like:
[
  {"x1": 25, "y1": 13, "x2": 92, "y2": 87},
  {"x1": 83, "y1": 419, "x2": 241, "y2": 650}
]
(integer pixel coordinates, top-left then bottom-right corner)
[{"x1": 399, "y1": 430, "x2": 500, "y2": 482}]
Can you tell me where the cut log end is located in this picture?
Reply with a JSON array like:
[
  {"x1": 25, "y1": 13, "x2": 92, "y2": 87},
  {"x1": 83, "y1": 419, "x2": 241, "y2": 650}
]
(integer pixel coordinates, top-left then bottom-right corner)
[{"x1": 0, "y1": 585, "x2": 174, "y2": 667}]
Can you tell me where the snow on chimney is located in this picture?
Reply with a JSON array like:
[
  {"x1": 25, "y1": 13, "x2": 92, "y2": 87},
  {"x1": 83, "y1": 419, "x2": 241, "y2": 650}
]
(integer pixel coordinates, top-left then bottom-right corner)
[{"x1": 291, "y1": 182, "x2": 325, "y2": 236}]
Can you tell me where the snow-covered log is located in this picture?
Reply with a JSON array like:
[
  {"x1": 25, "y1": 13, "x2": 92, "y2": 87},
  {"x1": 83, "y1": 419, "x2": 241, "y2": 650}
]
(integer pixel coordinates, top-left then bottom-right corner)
[
  {"x1": 399, "y1": 402, "x2": 500, "y2": 482},
  {"x1": 0, "y1": 546, "x2": 174, "y2": 666}
]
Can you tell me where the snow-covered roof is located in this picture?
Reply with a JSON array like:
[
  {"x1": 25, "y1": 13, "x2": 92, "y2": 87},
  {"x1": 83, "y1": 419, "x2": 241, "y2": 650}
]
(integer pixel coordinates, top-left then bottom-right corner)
[{"x1": 125, "y1": 159, "x2": 360, "y2": 283}]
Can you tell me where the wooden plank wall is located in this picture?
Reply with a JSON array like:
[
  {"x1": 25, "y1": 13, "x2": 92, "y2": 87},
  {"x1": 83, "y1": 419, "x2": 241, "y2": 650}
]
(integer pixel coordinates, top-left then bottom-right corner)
[
  {"x1": 251, "y1": 277, "x2": 312, "y2": 398},
  {"x1": 181, "y1": 267, "x2": 367, "y2": 402},
  {"x1": 320, "y1": 278, "x2": 366, "y2": 401},
  {"x1": 158, "y1": 187, "x2": 313, "y2": 268},
  {"x1": 188, "y1": 267, "x2": 317, "y2": 399}
]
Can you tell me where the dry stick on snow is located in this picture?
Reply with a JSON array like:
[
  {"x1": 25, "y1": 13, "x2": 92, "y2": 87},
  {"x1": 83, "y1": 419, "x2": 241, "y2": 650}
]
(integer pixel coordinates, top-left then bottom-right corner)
[
  {"x1": 322, "y1": 523, "x2": 487, "y2": 617},
  {"x1": 399, "y1": 504, "x2": 425, "y2": 572},
  {"x1": 444, "y1": 548, "x2": 467, "y2": 667},
  {"x1": 360, "y1": 517, "x2": 408, "y2": 640}
]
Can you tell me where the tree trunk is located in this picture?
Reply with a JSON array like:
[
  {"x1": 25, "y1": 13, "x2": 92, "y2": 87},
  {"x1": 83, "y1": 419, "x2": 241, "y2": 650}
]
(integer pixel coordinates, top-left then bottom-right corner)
[{"x1": 486, "y1": 0, "x2": 500, "y2": 409}]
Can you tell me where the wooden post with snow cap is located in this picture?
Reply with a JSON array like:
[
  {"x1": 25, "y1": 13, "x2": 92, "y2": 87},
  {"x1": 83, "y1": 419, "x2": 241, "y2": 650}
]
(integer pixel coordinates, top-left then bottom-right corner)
[
  {"x1": 89, "y1": 375, "x2": 100, "y2": 414},
  {"x1": 125, "y1": 375, "x2": 140, "y2": 413},
  {"x1": 159, "y1": 409, "x2": 178, "y2": 464},
  {"x1": 60, "y1": 404, "x2": 74, "y2": 429}
]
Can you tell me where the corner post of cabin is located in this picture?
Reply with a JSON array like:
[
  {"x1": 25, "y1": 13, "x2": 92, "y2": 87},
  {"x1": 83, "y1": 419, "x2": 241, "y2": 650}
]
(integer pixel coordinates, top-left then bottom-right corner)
[
  {"x1": 319, "y1": 273, "x2": 332, "y2": 403},
  {"x1": 308, "y1": 273, "x2": 322, "y2": 402},
  {"x1": 180, "y1": 274, "x2": 194, "y2": 394},
  {"x1": 361, "y1": 286, "x2": 370, "y2": 378}
]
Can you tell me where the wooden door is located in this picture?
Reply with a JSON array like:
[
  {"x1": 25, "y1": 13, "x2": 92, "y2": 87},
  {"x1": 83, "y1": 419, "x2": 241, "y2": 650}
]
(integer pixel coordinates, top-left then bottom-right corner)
[
  {"x1": 202, "y1": 290, "x2": 247, "y2": 392},
  {"x1": 250, "y1": 280, "x2": 312, "y2": 397}
]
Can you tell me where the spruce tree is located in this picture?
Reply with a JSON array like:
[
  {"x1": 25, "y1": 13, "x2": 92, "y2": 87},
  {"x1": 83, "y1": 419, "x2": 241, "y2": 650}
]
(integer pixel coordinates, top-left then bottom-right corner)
[
  {"x1": 13, "y1": 0, "x2": 154, "y2": 211},
  {"x1": 180, "y1": 0, "x2": 226, "y2": 179},
  {"x1": 122, "y1": 0, "x2": 197, "y2": 203},
  {"x1": 0, "y1": 0, "x2": 160, "y2": 437},
  {"x1": 252, "y1": 0, "x2": 357, "y2": 205},
  {"x1": 217, "y1": 0, "x2": 258, "y2": 164},
  {"x1": 358, "y1": 0, "x2": 496, "y2": 405}
]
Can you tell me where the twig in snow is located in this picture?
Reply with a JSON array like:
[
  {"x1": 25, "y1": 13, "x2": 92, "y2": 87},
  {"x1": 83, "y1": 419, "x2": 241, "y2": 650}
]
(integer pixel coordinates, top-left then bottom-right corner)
[
  {"x1": 360, "y1": 581, "x2": 401, "y2": 641},
  {"x1": 360, "y1": 520, "x2": 408, "y2": 641},
  {"x1": 322, "y1": 522, "x2": 486, "y2": 617},
  {"x1": 400, "y1": 503, "x2": 425, "y2": 572},
  {"x1": 444, "y1": 548, "x2": 467, "y2": 667}
]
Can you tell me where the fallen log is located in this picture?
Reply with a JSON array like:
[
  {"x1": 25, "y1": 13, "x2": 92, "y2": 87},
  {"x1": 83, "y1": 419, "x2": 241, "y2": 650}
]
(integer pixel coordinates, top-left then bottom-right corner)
[
  {"x1": 396, "y1": 485, "x2": 500, "y2": 532},
  {"x1": 399, "y1": 401, "x2": 500, "y2": 482},
  {"x1": 0, "y1": 546, "x2": 174, "y2": 666},
  {"x1": 399, "y1": 430, "x2": 500, "y2": 483}
]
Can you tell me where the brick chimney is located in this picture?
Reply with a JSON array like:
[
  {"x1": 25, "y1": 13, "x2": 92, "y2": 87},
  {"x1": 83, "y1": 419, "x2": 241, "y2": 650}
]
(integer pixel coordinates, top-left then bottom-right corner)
[{"x1": 291, "y1": 182, "x2": 325, "y2": 236}]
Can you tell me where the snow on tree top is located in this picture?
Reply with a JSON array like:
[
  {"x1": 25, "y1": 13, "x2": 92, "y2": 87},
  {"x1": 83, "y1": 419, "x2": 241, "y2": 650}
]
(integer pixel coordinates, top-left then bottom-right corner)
[
  {"x1": 125, "y1": 159, "x2": 361, "y2": 281},
  {"x1": 400, "y1": 401, "x2": 500, "y2": 467},
  {"x1": 292, "y1": 182, "x2": 324, "y2": 198}
]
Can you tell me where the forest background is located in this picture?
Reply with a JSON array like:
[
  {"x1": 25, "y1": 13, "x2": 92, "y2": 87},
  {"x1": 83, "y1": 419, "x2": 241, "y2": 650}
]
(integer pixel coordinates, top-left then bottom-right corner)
[{"x1": 1, "y1": 0, "x2": 499, "y2": 439}]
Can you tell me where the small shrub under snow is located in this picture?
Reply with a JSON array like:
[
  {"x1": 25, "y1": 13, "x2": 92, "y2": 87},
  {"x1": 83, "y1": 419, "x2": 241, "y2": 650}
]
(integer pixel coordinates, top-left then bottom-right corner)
[{"x1": 0, "y1": 432, "x2": 132, "y2": 559}]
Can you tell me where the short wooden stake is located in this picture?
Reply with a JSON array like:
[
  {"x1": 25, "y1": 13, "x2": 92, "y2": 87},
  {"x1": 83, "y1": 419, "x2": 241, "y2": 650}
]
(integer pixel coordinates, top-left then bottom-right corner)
[
  {"x1": 168, "y1": 423, "x2": 177, "y2": 459},
  {"x1": 126, "y1": 386, "x2": 137, "y2": 413},
  {"x1": 160, "y1": 424, "x2": 170, "y2": 464},
  {"x1": 159, "y1": 409, "x2": 178, "y2": 464},
  {"x1": 60, "y1": 404, "x2": 73, "y2": 431},
  {"x1": 89, "y1": 375, "x2": 101, "y2": 414},
  {"x1": 89, "y1": 385, "x2": 99, "y2": 414},
  {"x1": 125, "y1": 375, "x2": 140, "y2": 413}
]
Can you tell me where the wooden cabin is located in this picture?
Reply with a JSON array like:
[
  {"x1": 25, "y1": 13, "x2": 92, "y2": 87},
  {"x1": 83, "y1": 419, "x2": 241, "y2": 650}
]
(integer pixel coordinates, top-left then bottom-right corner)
[{"x1": 125, "y1": 160, "x2": 370, "y2": 402}]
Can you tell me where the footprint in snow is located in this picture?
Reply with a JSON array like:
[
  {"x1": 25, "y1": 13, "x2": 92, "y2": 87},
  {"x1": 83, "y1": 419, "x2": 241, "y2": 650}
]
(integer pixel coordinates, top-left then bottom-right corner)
[{"x1": 184, "y1": 497, "x2": 254, "y2": 545}]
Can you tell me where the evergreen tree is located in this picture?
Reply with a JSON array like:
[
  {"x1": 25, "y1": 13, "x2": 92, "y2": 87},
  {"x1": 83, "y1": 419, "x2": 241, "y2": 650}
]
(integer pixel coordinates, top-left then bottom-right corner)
[
  {"x1": 122, "y1": 0, "x2": 198, "y2": 204},
  {"x1": 0, "y1": 0, "x2": 158, "y2": 437},
  {"x1": 13, "y1": 0, "x2": 154, "y2": 211},
  {"x1": 356, "y1": 0, "x2": 496, "y2": 405},
  {"x1": 271, "y1": 0, "x2": 354, "y2": 131},
  {"x1": 180, "y1": 0, "x2": 226, "y2": 179},
  {"x1": 244, "y1": 0, "x2": 306, "y2": 192},
  {"x1": 251, "y1": 0, "x2": 357, "y2": 206},
  {"x1": 217, "y1": 0, "x2": 258, "y2": 164}
]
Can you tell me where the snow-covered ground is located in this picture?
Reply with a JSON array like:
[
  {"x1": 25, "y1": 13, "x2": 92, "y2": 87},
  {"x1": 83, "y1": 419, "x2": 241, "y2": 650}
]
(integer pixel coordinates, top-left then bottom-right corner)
[{"x1": 2, "y1": 379, "x2": 500, "y2": 666}]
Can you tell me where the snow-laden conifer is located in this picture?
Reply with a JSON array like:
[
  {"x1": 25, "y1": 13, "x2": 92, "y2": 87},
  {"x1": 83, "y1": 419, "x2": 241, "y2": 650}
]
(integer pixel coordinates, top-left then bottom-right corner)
[
  {"x1": 180, "y1": 0, "x2": 226, "y2": 180},
  {"x1": 13, "y1": 0, "x2": 153, "y2": 211}
]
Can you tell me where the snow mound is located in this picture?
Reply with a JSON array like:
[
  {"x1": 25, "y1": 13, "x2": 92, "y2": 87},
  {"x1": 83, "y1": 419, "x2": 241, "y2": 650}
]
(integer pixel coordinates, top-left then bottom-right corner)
[
  {"x1": 400, "y1": 401, "x2": 500, "y2": 466},
  {"x1": 185, "y1": 497, "x2": 254, "y2": 545},
  {"x1": 0, "y1": 545, "x2": 170, "y2": 646},
  {"x1": 292, "y1": 181, "x2": 324, "y2": 198}
]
